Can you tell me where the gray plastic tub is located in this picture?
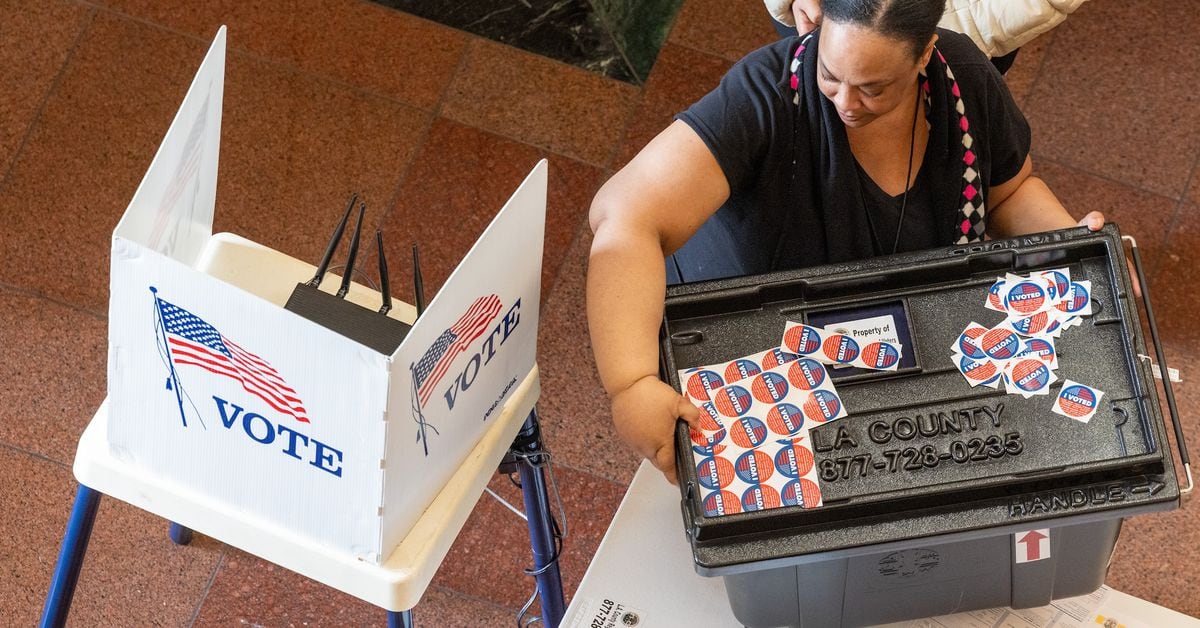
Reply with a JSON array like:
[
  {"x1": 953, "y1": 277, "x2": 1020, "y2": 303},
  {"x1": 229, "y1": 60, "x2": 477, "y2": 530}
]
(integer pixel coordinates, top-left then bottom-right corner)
[{"x1": 661, "y1": 225, "x2": 1187, "y2": 627}]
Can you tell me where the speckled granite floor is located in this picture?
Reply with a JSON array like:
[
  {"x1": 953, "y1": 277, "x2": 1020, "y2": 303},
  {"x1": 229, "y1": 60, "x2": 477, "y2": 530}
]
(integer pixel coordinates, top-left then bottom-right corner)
[{"x1": 2, "y1": 0, "x2": 1197, "y2": 625}]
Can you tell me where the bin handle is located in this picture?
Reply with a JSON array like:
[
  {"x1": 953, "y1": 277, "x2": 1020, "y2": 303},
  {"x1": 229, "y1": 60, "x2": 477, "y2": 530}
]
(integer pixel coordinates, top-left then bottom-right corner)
[{"x1": 1123, "y1": 235, "x2": 1192, "y2": 495}]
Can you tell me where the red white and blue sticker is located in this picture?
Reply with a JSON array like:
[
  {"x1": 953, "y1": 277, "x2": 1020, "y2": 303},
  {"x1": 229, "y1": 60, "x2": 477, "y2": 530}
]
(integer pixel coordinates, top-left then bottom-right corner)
[
  {"x1": 986, "y1": 279, "x2": 1007, "y2": 312},
  {"x1": 696, "y1": 455, "x2": 735, "y2": 489},
  {"x1": 981, "y1": 326, "x2": 1021, "y2": 361},
  {"x1": 740, "y1": 484, "x2": 782, "y2": 512},
  {"x1": 1005, "y1": 358, "x2": 1056, "y2": 397},
  {"x1": 954, "y1": 354, "x2": 1001, "y2": 389},
  {"x1": 1053, "y1": 379, "x2": 1104, "y2": 423},
  {"x1": 750, "y1": 371, "x2": 790, "y2": 404},
  {"x1": 1010, "y1": 310, "x2": 1058, "y2": 337},
  {"x1": 951, "y1": 322, "x2": 989, "y2": 360},
  {"x1": 735, "y1": 449, "x2": 775, "y2": 484},
  {"x1": 782, "y1": 323, "x2": 825, "y2": 356},
  {"x1": 729, "y1": 416, "x2": 769, "y2": 448},
  {"x1": 1055, "y1": 281, "x2": 1093, "y2": 316},
  {"x1": 766, "y1": 402, "x2": 805, "y2": 436},
  {"x1": 1005, "y1": 278, "x2": 1051, "y2": 315},
  {"x1": 1040, "y1": 269, "x2": 1071, "y2": 300},
  {"x1": 702, "y1": 490, "x2": 742, "y2": 517},
  {"x1": 861, "y1": 340, "x2": 901, "y2": 370},
  {"x1": 684, "y1": 369, "x2": 724, "y2": 402},
  {"x1": 1016, "y1": 337, "x2": 1058, "y2": 369},
  {"x1": 714, "y1": 384, "x2": 754, "y2": 417},
  {"x1": 723, "y1": 358, "x2": 762, "y2": 383},
  {"x1": 822, "y1": 333, "x2": 860, "y2": 364},
  {"x1": 781, "y1": 478, "x2": 823, "y2": 508},
  {"x1": 785, "y1": 358, "x2": 828, "y2": 390},
  {"x1": 802, "y1": 389, "x2": 844, "y2": 422}
]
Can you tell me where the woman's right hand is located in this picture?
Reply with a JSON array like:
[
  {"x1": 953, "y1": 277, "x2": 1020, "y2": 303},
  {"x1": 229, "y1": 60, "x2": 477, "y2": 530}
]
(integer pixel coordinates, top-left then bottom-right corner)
[{"x1": 611, "y1": 375, "x2": 702, "y2": 485}]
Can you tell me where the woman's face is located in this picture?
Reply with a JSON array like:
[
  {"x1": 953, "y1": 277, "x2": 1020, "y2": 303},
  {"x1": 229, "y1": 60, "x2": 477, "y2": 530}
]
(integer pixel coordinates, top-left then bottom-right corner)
[{"x1": 816, "y1": 20, "x2": 931, "y2": 129}]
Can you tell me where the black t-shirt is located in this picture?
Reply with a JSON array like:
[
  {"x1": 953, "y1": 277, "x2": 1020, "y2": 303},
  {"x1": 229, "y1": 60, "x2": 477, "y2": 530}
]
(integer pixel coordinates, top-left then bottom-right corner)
[{"x1": 671, "y1": 29, "x2": 1030, "y2": 282}]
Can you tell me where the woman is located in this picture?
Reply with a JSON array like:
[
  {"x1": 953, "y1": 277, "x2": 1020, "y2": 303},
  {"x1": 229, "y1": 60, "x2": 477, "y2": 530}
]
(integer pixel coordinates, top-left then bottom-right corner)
[{"x1": 587, "y1": 0, "x2": 1104, "y2": 484}]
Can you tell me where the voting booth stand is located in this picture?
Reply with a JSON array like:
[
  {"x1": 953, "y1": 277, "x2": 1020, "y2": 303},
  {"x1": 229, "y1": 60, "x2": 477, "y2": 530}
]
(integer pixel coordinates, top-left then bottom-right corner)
[{"x1": 41, "y1": 28, "x2": 566, "y2": 627}]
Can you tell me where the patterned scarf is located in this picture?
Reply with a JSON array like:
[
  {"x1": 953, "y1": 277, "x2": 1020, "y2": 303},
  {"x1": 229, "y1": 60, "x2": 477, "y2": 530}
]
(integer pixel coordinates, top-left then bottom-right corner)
[{"x1": 790, "y1": 32, "x2": 987, "y2": 246}]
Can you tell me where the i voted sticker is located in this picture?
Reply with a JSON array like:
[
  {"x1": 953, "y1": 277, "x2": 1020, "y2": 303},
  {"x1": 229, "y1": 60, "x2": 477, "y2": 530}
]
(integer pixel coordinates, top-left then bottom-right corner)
[
  {"x1": 773, "y1": 437, "x2": 816, "y2": 478},
  {"x1": 723, "y1": 358, "x2": 762, "y2": 383},
  {"x1": 986, "y1": 279, "x2": 1007, "y2": 312},
  {"x1": 766, "y1": 402, "x2": 805, "y2": 436},
  {"x1": 1055, "y1": 281, "x2": 1093, "y2": 316},
  {"x1": 1011, "y1": 310, "x2": 1057, "y2": 336},
  {"x1": 1006, "y1": 279, "x2": 1049, "y2": 315},
  {"x1": 861, "y1": 340, "x2": 901, "y2": 370},
  {"x1": 952, "y1": 322, "x2": 989, "y2": 360},
  {"x1": 802, "y1": 389, "x2": 844, "y2": 422},
  {"x1": 740, "y1": 484, "x2": 782, "y2": 512},
  {"x1": 714, "y1": 384, "x2": 753, "y2": 417},
  {"x1": 822, "y1": 333, "x2": 860, "y2": 364},
  {"x1": 690, "y1": 427, "x2": 727, "y2": 456},
  {"x1": 697, "y1": 401, "x2": 724, "y2": 431},
  {"x1": 702, "y1": 489, "x2": 742, "y2": 517},
  {"x1": 761, "y1": 347, "x2": 800, "y2": 369},
  {"x1": 734, "y1": 449, "x2": 775, "y2": 484},
  {"x1": 956, "y1": 354, "x2": 1000, "y2": 388},
  {"x1": 786, "y1": 358, "x2": 827, "y2": 390},
  {"x1": 684, "y1": 369, "x2": 724, "y2": 402},
  {"x1": 696, "y1": 455, "x2": 735, "y2": 489},
  {"x1": 981, "y1": 326, "x2": 1021, "y2": 361},
  {"x1": 1017, "y1": 337, "x2": 1057, "y2": 369},
  {"x1": 729, "y1": 416, "x2": 769, "y2": 448},
  {"x1": 750, "y1": 371, "x2": 790, "y2": 404},
  {"x1": 1041, "y1": 269, "x2": 1071, "y2": 300},
  {"x1": 781, "y1": 478, "x2": 823, "y2": 508},
  {"x1": 783, "y1": 323, "x2": 824, "y2": 356},
  {"x1": 1053, "y1": 380, "x2": 1104, "y2": 423},
  {"x1": 1008, "y1": 358, "x2": 1054, "y2": 396}
]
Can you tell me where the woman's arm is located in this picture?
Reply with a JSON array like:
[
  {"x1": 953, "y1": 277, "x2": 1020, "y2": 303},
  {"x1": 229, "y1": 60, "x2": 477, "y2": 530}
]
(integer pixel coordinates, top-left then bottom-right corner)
[
  {"x1": 985, "y1": 155, "x2": 1102, "y2": 237},
  {"x1": 986, "y1": 155, "x2": 1138, "y2": 294},
  {"x1": 587, "y1": 120, "x2": 731, "y2": 484}
]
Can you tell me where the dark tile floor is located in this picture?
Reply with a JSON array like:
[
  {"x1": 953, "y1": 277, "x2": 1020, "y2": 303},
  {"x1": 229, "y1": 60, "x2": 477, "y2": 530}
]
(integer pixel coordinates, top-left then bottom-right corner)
[{"x1": 2, "y1": 0, "x2": 1197, "y2": 625}]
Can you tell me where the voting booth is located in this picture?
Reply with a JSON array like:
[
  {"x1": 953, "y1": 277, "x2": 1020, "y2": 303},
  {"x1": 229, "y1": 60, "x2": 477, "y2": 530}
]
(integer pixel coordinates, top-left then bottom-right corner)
[
  {"x1": 660, "y1": 226, "x2": 1191, "y2": 627},
  {"x1": 43, "y1": 26, "x2": 567, "y2": 627},
  {"x1": 105, "y1": 27, "x2": 544, "y2": 565}
]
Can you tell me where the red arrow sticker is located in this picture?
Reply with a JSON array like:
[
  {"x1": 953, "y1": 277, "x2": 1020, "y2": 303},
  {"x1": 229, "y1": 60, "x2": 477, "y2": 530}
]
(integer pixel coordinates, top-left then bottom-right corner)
[{"x1": 1014, "y1": 528, "x2": 1051, "y2": 563}]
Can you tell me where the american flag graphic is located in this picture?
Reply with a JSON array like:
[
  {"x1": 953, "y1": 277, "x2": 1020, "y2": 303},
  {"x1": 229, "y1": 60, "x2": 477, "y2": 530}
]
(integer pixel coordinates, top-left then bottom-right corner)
[
  {"x1": 156, "y1": 296, "x2": 310, "y2": 423},
  {"x1": 412, "y1": 294, "x2": 503, "y2": 407}
]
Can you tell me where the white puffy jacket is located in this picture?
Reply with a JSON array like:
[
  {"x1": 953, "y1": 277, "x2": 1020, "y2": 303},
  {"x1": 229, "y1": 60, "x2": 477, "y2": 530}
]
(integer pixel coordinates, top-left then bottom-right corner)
[{"x1": 764, "y1": 0, "x2": 1089, "y2": 57}]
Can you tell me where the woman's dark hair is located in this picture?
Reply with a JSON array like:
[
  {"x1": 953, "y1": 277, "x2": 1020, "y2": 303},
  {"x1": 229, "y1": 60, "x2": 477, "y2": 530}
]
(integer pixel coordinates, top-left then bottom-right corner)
[{"x1": 821, "y1": 0, "x2": 942, "y2": 58}]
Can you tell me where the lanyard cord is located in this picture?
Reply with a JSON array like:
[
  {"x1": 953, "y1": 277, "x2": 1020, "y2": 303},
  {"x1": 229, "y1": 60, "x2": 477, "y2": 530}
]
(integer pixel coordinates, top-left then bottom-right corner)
[{"x1": 859, "y1": 80, "x2": 922, "y2": 256}]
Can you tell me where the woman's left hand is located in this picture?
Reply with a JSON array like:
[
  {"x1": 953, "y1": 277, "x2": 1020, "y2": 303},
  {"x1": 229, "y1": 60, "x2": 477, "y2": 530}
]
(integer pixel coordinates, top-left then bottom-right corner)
[{"x1": 1078, "y1": 211, "x2": 1142, "y2": 298}]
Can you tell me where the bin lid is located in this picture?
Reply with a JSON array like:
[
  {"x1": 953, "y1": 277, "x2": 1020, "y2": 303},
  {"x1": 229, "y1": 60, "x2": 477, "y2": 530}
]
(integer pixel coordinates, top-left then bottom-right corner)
[{"x1": 661, "y1": 226, "x2": 1180, "y2": 573}]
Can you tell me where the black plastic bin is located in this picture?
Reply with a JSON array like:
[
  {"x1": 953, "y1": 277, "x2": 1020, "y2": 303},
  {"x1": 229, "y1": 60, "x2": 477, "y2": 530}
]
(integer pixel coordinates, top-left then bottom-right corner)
[{"x1": 661, "y1": 224, "x2": 1189, "y2": 627}]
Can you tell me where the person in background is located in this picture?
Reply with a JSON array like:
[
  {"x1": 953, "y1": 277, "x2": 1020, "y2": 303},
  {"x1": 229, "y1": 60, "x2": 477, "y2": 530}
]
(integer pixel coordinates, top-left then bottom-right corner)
[
  {"x1": 587, "y1": 0, "x2": 1106, "y2": 484},
  {"x1": 766, "y1": 0, "x2": 1090, "y2": 73}
]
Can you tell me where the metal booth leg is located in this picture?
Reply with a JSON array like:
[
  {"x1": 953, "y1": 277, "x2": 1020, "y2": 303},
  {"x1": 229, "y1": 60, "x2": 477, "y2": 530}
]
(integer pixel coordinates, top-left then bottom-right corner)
[
  {"x1": 40, "y1": 484, "x2": 102, "y2": 628},
  {"x1": 387, "y1": 609, "x2": 415, "y2": 627},
  {"x1": 168, "y1": 522, "x2": 193, "y2": 545},
  {"x1": 508, "y1": 409, "x2": 566, "y2": 627}
]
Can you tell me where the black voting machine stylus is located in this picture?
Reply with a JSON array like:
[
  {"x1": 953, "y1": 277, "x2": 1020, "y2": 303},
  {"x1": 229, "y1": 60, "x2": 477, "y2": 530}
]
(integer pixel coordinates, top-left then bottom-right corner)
[{"x1": 283, "y1": 193, "x2": 420, "y2": 354}]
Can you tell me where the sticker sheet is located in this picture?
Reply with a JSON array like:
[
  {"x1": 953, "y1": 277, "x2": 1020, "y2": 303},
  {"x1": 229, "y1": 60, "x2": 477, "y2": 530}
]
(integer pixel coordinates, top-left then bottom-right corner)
[
  {"x1": 680, "y1": 349, "x2": 845, "y2": 515},
  {"x1": 781, "y1": 321, "x2": 904, "y2": 371}
]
